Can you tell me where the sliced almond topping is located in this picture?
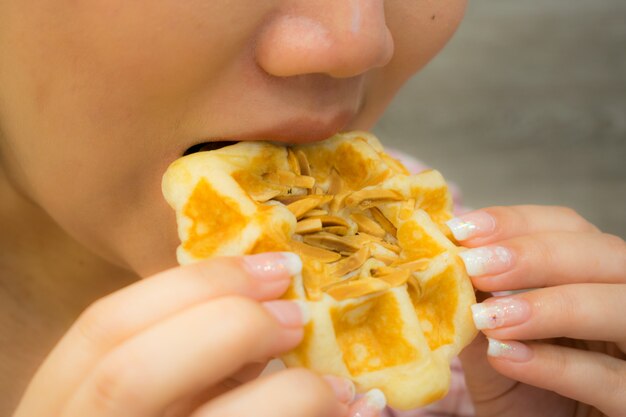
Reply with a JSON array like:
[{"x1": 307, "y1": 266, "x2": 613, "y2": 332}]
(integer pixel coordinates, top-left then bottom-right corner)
[
  {"x1": 407, "y1": 274, "x2": 422, "y2": 299},
  {"x1": 327, "y1": 169, "x2": 346, "y2": 196},
  {"x1": 323, "y1": 226, "x2": 349, "y2": 236},
  {"x1": 302, "y1": 209, "x2": 328, "y2": 218},
  {"x1": 287, "y1": 148, "x2": 301, "y2": 175},
  {"x1": 310, "y1": 215, "x2": 349, "y2": 228},
  {"x1": 295, "y1": 218, "x2": 323, "y2": 234},
  {"x1": 328, "y1": 246, "x2": 370, "y2": 277},
  {"x1": 329, "y1": 191, "x2": 349, "y2": 213},
  {"x1": 370, "y1": 253, "x2": 399, "y2": 266},
  {"x1": 375, "y1": 269, "x2": 411, "y2": 287},
  {"x1": 370, "y1": 207, "x2": 398, "y2": 236},
  {"x1": 263, "y1": 170, "x2": 315, "y2": 189},
  {"x1": 349, "y1": 212, "x2": 386, "y2": 238},
  {"x1": 273, "y1": 194, "x2": 310, "y2": 205},
  {"x1": 293, "y1": 175, "x2": 316, "y2": 189},
  {"x1": 303, "y1": 232, "x2": 360, "y2": 253},
  {"x1": 376, "y1": 241, "x2": 400, "y2": 254},
  {"x1": 344, "y1": 189, "x2": 403, "y2": 209},
  {"x1": 251, "y1": 187, "x2": 284, "y2": 203},
  {"x1": 287, "y1": 195, "x2": 333, "y2": 219},
  {"x1": 342, "y1": 232, "x2": 382, "y2": 247},
  {"x1": 395, "y1": 258, "x2": 430, "y2": 272},
  {"x1": 372, "y1": 265, "x2": 395, "y2": 276},
  {"x1": 290, "y1": 240, "x2": 342, "y2": 263},
  {"x1": 325, "y1": 278, "x2": 391, "y2": 301},
  {"x1": 359, "y1": 258, "x2": 387, "y2": 279},
  {"x1": 295, "y1": 150, "x2": 311, "y2": 176}
]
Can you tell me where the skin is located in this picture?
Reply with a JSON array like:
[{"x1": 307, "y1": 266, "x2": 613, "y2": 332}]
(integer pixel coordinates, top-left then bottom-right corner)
[{"x1": 0, "y1": 0, "x2": 624, "y2": 416}]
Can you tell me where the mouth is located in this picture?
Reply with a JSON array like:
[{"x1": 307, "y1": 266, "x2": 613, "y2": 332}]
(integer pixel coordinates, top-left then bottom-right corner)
[
  {"x1": 183, "y1": 141, "x2": 236, "y2": 155},
  {"x1": 183, "y1": 111, "x2": 355, "y2": 156}
]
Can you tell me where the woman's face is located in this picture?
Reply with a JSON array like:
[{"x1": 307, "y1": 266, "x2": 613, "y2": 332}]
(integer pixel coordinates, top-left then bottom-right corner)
[{"x1": 0, "y1": 0, "x2": 466, "y2": 276}]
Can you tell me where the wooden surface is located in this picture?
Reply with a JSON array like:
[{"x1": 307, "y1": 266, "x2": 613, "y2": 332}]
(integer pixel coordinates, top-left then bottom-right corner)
[{"x1": 375, "y1": 0, "x2": 626, "y2": 238}]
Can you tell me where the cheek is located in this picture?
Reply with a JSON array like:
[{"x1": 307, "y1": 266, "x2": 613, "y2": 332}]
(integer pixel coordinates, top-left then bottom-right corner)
[
  {"x1": 353, "y1": 0, "x2": 466, "y2": 128},
  {"x1": 387, "y1": 0, "x2": 467, "y2": 72},
  {"x1": 0, "y1": 1, "x2": 273, "y2": 274}
]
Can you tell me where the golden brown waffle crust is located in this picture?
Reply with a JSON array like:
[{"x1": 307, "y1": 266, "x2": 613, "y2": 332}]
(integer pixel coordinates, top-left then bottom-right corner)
[{"x1": 162, "y1": 131, "x2": 477, "y2": 410}]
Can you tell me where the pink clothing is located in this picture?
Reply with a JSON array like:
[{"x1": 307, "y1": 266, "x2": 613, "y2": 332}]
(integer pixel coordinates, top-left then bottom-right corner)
[{"x1": 382, "y1": 150, "x2": 475, "y2": 416}]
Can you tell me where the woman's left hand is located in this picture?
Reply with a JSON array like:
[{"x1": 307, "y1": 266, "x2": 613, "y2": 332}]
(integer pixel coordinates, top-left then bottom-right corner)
[{"x1": 447, "y1": 205, "x2": 626, "y2": 417}]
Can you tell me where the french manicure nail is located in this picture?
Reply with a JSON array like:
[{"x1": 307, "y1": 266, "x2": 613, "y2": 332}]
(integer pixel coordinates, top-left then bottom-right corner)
[
  {"x1": 323, "y1": 375, "x2": 356, "y2": 404},
  {"x1": 243, "y1": 252, "x2": 302, "y2": 280},
  {"x1": 487, "y1": 338, "x2": 533, "y2": 362},
  {"x1": 446, "y1": 211, "x2": 496, "y2": 241},
  {"x1": 459, "y1": 246, "x2": 513, "y2": 276},
  {"x1": 351, "y1": 389, "x2": 387, "y2": 417},
  {"x1": 471, "y1": 297, "x2": 531, "y2": 330},
  {"x1": 262, "y1": 300, "x2": 310, "y2": 327}
]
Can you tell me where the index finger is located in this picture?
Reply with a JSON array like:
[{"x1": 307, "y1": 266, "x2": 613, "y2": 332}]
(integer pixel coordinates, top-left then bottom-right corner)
[
  {"x1": 15, "y1": 252, "x2": 301, "y2": 417},
  {"x1": 446, "y1": 205, "x2": 599, "y2": 247}
]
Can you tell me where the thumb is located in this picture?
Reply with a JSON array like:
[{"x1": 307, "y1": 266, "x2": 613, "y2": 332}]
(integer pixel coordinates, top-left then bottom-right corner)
[{"x1": 459, "y1": 333, "x2": 517, "y2": 406}]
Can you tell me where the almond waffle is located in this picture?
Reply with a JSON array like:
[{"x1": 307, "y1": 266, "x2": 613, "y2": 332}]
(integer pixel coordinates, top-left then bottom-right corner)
[{"x1": 162, "y1": 131, "x2": 477, "y2": 410}]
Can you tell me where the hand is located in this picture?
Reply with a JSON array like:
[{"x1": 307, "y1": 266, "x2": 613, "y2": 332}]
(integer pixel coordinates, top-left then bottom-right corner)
[
  {"x1": 446, "y1": 206, "x2": 626, "y2": 417},
  {"x1": 12, "y1": 253, "x2": 384, "y2": 417}
]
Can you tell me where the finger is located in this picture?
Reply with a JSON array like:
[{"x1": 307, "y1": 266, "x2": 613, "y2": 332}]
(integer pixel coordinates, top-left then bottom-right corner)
[
  {"x1": 164, "y1": 362, "x2": 269, "y2": 417},
  {"x1": 63, "y1": 298, "x2": 308, "y2": 416},
  {"x1": 486, "y1": 339, "x2": 626, "y2": 417},
  {"x1": 446, "y1": 205, "x2": 599, "y2": 246},
  {"x1": 168, "y1": 369, "x2": 356, "y2": 417},
  {"x1": 458, "y1": 334, "x2": 518, "y2": 405},
  {"x1": 346, "y1": 389, "x2": 387, "y2": 417},
  {"x1": 190, "y1": 369, "x2": 348, "y2": 417},
  {"x1": 458, "y1": 232, "x2": 626, "y2": 291},
  {"x1": 18, "y1": 252, "x2": 300, "y2": 417},
  {"x1": 472, "y1": 284, "x2": 626, "y2": 344}
]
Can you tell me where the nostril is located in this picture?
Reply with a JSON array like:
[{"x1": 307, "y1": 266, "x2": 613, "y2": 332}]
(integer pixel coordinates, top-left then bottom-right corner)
[{"x1": 183, "y1": 141, "x2": 235, "y2": 156}]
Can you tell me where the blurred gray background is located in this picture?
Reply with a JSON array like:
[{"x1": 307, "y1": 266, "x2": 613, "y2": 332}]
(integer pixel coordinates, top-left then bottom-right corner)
[{"x1": 375, "y1": 0, "x2": 626, "y2": 238}]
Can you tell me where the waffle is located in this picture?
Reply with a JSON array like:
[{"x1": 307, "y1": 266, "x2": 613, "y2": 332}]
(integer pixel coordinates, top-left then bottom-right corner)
[{"x1": 162, "y1": 132, "x2": 477, "y2": 410}]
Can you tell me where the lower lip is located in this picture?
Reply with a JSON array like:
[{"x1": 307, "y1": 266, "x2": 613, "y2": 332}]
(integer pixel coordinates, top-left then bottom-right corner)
[{"x1": 234, "y1": 110, "x2": 355, "y2": 144}]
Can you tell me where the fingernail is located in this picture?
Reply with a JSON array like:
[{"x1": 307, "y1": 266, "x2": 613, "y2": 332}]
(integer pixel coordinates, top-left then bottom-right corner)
[
  {"x1": 446, "y1": 211, "x2": 496, "y2": 241},
  {"x1": 262, "y1": 300, "x2": 310, "y2": 327},
  {"x1": 323, "y1": 375, "x2": 356, "y2": 404},
  {"x1": 243, "y1": 252, "x2": 302, "y2": 280},
  {"x1": 459, "y1": 246, "x2": 513, "y2": 276},
  {"x1": 487, "y1": 338, "x2": 533, "y2": 362},
  {"x1": 471, "y1": 297, "x2": 531, "y2": 330},
  {"x1": 350, "y1": 389, "x2": 387, "y2": 417}
]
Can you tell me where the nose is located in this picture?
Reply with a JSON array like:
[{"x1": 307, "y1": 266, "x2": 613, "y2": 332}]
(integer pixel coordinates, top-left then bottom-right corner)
[{"x1": 256, "y1": 0, "x2": 394, "y2": 78}]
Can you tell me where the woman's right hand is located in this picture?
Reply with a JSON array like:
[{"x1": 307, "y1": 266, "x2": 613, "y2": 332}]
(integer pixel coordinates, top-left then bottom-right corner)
[{"x1": 12, "y1": 252, "x2": 383, "y2": 417}]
